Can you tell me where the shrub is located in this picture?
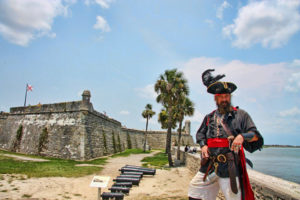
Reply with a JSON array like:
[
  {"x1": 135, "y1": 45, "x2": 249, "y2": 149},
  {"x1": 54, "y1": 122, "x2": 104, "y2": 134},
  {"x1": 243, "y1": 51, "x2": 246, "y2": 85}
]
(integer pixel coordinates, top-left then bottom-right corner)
[
  {"x1": 38, "y1": 128, "x2": 48, "y2": 154},
  {"x1": 102, "y1": 131, "x2": 107, "y2": 154},
  {"x1": 112, "y1": 132, "x2": 116, "y2": 153},
  {"x1": 12, "y1": 125, "x2": 23, "y2": 151},
  {"x1": 117, "y1": 134, "x2": 121, "y2": 152},
  {"x1": 127, "y1": 132, "x2": 132, "y2": 149}
]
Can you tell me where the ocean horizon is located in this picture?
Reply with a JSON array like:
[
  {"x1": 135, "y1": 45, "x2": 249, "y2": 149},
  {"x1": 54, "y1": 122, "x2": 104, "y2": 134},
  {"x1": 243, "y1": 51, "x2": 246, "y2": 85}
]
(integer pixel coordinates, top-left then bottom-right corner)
[{"x1": 245, "y1": 147, "x2": 300, "y2": 184}]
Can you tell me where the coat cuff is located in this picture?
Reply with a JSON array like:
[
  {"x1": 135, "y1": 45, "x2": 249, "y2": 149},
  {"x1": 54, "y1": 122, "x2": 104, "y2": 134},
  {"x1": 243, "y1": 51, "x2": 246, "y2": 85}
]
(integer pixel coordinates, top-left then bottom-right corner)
[
  {"x1": 241, "y1": 132, "x2": 255, "y2": 142},
  {"x1": 199, "y1": 140, "x2": 207, "y2": 148}
]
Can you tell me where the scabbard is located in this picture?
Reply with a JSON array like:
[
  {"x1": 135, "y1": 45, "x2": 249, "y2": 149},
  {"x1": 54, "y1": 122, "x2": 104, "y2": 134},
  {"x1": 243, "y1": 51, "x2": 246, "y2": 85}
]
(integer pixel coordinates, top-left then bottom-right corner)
[
  {"x1": 203, "y1": 159, "x2": 213, "y2": 182},
  {"x1": 226, "y1": 152, "x2": 238, "y2": 194}
]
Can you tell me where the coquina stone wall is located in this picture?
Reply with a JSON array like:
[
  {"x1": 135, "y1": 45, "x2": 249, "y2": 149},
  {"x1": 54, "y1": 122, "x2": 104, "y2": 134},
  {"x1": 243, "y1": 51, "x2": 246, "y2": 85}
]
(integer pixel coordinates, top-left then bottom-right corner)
[
  {"x1": 0, "y1": 90, "x2": 194, "y2": 160},
  {"x1": 173, "y1": 147, "x2": 300, "y2": 200},
  {"x1": 123, "y1": 128, "x2": 194, "y2": 150}
]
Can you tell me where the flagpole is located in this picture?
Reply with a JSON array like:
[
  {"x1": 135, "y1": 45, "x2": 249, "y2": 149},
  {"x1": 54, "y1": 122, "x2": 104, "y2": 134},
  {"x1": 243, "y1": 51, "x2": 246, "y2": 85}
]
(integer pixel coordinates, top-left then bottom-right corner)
[{"x1": 24, "y1": 83, "x2": 28, "y2": 107}]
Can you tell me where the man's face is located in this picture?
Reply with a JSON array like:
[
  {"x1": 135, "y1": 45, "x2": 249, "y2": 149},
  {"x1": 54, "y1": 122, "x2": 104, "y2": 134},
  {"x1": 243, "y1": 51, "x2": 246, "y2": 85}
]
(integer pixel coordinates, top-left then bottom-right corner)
[{"x1": 215, "y1": 93, "x2": 231, "y2": 110}]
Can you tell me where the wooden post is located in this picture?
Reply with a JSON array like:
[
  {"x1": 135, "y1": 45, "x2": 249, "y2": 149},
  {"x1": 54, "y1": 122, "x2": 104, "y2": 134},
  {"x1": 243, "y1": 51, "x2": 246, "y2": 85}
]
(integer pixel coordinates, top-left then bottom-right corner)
[{"x1": 97, "y1": 188, "x2": 101, "y2": 200}]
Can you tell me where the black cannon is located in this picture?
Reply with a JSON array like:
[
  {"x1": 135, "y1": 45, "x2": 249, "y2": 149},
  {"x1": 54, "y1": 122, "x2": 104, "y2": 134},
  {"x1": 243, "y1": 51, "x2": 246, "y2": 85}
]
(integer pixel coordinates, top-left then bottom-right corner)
[
  {"x1": 101, "y1": 192, "x2": 124, "y2": 200},
  {"x1": 125, "y1": 165, "x2": 154, "y2": 171},
  {"x1": 121, "y1": 171, "x2": 143, "y2": 178},
  {"x1": 109, "y1": 186, "x2": 130, "y2": 194},
  {"x1": 113, "y1": 177, "x2": 140, "y2": 185},
  {"x1": 112, "y1": 182, "x2": 132, "y2": 188},
  {"x1": 123, "y1": 165, "x2": 156, "y2": 174},
  {"x1": 119, "y1": 167, "x2": 155, "y2": 175},
  {"x1": 119, "y1": 174, "x2": 142, "y2": 179}
]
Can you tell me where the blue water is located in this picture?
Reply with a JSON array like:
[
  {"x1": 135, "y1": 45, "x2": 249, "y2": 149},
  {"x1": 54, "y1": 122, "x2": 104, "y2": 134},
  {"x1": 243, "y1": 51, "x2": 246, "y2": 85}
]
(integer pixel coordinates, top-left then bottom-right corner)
[{"x1": 245, "y1": 147, "x2": 300, "y2": 184}]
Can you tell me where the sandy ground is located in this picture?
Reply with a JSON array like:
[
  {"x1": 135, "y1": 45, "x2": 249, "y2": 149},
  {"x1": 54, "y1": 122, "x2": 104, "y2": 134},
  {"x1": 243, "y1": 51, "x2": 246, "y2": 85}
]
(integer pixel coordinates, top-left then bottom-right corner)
[
  {"x1": 0, "y1": 151, "x2": 194, "y2": 200},
  {"x1": 2, "y1": 154, "x2": 48, "y2": 162}
]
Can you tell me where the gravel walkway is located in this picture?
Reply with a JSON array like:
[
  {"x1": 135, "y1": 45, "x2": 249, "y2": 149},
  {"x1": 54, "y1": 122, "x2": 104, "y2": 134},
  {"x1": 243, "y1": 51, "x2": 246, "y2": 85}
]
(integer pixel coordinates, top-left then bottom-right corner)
[{"x1": 0, "y1": 150, "x2": 195, "y2": 200}]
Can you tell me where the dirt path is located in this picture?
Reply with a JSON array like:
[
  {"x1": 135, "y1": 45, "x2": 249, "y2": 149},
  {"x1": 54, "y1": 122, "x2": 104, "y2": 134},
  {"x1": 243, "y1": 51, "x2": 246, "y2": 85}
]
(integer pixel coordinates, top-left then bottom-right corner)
[
  {"x1": 2, "y1": 154, "x2": 48, "y2": 162},
  {"x1": 0, "y1": 151, "x2": 194, "y2": 200}
]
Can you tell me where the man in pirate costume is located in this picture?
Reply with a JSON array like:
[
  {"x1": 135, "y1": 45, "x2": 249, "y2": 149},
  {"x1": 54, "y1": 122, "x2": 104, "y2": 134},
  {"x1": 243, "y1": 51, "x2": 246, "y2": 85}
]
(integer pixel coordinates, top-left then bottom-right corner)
[{"x1": 188, "y1": 69, "x2": 263, "y2": 200}]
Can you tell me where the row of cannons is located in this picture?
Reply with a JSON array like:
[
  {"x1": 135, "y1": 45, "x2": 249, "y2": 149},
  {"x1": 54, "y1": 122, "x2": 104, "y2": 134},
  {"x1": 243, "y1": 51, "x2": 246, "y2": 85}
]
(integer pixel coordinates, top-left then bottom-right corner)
[{"x1": 101, "y1": 165, "x2": 156, "y2": 200}]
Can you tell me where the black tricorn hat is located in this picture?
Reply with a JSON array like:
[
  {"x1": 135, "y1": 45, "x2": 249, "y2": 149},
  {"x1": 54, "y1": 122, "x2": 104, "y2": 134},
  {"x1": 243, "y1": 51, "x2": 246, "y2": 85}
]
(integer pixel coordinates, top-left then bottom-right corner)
[{"x1": 202, "y1": 69, "x2": 237, "y2": 94}]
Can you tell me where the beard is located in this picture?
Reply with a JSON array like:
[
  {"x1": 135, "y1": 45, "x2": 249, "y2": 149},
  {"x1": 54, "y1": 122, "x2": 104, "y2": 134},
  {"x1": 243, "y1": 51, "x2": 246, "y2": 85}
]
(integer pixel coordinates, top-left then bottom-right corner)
[{"x1": 216, "y1": 101, "x2": 232, "y2": 114}]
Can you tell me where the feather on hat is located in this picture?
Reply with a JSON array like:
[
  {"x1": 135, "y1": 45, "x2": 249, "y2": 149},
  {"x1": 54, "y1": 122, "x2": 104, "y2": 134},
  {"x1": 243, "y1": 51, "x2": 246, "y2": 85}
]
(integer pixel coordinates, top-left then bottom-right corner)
[{"x1": 202, "y1": 69, "x2": 237, "y2": 94}]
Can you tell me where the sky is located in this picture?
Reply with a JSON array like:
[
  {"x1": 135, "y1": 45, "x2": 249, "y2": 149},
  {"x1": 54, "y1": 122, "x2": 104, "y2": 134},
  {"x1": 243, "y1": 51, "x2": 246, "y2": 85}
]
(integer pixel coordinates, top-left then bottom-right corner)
[{"x1": 0, "y1": 0, "x2": 300, "y2": 145}]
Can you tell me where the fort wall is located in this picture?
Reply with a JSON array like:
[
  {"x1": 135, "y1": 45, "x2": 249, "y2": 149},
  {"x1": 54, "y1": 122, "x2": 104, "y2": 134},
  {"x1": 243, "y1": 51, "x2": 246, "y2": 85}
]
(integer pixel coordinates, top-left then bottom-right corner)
[{"x1": 0, "y1": 90, "x2": 194, "y2": 160}]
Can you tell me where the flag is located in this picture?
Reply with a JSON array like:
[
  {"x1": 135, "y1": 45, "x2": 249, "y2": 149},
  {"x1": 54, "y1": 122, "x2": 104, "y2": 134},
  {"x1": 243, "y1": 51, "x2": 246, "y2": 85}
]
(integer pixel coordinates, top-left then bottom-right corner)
[{"x1": 27, "y1": 84, "x2": 33, "y2": 92}]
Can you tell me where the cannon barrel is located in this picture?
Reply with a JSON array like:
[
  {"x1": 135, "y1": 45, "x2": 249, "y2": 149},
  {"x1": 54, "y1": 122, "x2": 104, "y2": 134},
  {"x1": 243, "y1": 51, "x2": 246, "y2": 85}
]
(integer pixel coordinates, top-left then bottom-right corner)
[
  {"x1": 113, "y1": 177, "x2": 140, "y2": 185},
  {"x1": 119, "y1": 174, "x2": 142, "y2": 179},
  {"x1": 123, "y1": 165, "x2": 156, "y2": 174},
  {"x1": 112, "y1": 182, "x2": 133, "y2": 188},
  {"x1": 101, "y1": 192, "x2": 124, "y2": 200},
  {"x1": 109, "y1": 186, "x2": 130, "y2": 194},
  {"x1": 121, "y1": 171, "x2": 143, "y2": 177},
  {"x1": 119, "y1": 167, "x2": 155, "y2": 175},
  {"x1": 125, "y1": 165, "x2": 155, "y2": 171}
]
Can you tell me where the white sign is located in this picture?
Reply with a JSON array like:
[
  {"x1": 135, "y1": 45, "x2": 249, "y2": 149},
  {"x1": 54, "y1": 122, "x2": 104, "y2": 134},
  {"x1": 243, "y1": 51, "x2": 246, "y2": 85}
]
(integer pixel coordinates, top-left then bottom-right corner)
[{"x1": 90, "y1": 176, "x2": 110, "y2": 188}]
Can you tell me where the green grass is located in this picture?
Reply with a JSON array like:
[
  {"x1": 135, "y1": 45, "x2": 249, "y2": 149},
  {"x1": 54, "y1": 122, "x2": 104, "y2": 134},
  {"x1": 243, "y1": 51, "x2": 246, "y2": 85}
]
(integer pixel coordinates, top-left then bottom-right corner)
[
  {"x1": 141, "y1": 151, "x2": 168, "y2": 168},
  {"x1": 110, "y1": 148, "x2": 151, "y2": 158},
  {"x1": 0, "y1": 150, "x2": 107, "y2": 178},
  {"x1": 0, "y1": 148, "x2": 152, "y2": 178}
]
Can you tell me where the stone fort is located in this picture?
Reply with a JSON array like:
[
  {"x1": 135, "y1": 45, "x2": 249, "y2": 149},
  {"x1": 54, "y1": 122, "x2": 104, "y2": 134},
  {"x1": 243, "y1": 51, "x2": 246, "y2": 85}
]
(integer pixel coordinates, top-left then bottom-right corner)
[{"x1": 0, "y1": 90, "x2": 194, "y2": 160}]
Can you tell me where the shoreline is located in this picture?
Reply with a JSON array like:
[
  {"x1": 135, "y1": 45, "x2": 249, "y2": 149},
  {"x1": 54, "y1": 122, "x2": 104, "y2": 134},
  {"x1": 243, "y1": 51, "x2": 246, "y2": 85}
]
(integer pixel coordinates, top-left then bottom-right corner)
[{"x1": 264, "y1": 145, "x2": 300, "y2": 148}]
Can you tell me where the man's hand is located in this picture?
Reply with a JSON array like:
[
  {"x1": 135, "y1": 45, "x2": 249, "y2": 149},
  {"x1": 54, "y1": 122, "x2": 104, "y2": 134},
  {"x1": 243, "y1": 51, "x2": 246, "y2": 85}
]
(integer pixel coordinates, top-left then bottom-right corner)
[
  {"x1": 231, "y1": 134, "x2": 244, "y2": 153},
  {"x1": 201, "y1": 145, "x2": 209, "y2": 158}
]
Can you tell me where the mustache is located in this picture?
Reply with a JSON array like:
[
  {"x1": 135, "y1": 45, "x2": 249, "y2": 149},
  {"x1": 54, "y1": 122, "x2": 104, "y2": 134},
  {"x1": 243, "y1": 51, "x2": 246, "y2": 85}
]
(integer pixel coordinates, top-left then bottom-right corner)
[{"x1": 216, "y1": 101, "x2": 232, "y2": 113}]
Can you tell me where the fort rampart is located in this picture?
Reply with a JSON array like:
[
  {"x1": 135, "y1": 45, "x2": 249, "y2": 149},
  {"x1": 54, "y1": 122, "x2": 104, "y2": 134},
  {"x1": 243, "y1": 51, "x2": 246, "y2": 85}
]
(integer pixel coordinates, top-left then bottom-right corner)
[{"x1": 0, "y1": 90, "x2": 194, "y2": 160}]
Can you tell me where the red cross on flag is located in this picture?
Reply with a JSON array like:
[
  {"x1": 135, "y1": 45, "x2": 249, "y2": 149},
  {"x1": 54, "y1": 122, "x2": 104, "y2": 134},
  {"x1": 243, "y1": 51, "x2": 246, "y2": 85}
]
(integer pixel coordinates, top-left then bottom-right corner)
[{"x1": 27, "y1": 84, "x2": 33, "y2": 91}]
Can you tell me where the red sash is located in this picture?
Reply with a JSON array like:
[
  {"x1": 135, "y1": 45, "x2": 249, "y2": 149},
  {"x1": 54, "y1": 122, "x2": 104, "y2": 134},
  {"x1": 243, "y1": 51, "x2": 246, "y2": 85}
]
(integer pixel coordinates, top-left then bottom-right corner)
[
  {"x1": 239, "y1": 146, "x2": 255, "y2": 200},
  {"x1": 207, "y1": 138, "x2": 229, "y2": 148},
  {"x1": 206, "y1": 138, "x2": 255, "y2": 200}
]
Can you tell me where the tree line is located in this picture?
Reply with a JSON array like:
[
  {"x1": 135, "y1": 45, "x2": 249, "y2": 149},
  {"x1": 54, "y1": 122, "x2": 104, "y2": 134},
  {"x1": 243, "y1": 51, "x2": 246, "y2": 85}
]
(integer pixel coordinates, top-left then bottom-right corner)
[{"x1": 142, "y1": 69, "x2": 195, "y2": 167}]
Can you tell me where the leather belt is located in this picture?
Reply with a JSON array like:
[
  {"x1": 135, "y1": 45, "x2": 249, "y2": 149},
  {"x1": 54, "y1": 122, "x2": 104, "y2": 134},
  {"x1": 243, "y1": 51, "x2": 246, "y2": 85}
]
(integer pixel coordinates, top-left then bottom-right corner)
[
  {"x1": 226, "y1": 152, "x2": 238, "y2": 194},
  {"x1": 202, "y1": 152, "x2": 238, "y2": 194}
]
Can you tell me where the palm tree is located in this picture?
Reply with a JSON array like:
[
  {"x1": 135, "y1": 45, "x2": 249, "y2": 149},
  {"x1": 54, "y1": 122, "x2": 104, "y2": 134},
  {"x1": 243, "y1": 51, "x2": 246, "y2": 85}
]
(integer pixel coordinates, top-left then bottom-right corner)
[
  {"x1": 142, "y1": 104, "x2": 155, "y2": 152},
  {"x1": 158, "y1": 108, "x2": 177, "y2": 130},
  {"x1": 175, "y1": 96, "x2": 194, "y2": 160},
  {"x1": 155, "y1": 69, "x2": 189, "y2": 166}
]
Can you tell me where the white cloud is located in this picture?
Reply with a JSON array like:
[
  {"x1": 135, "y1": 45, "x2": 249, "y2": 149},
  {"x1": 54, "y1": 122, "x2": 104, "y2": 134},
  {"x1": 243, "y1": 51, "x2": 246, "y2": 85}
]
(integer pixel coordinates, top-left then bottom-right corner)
[
  {"x1": 223, "y1": 0, "x2": 300, "y2": 48},
  {"x1": 180, "y1": 57, "x2": 296, "y2": 96},
  {"x1": 216, "y1": 1, "x2": 231, "y2": 20},
  {"x1": 204, "y1": 19, "x2": 214, "y2": 27},
  {"x1": 291, "y1": 59, "x2": 300, "y2": 67},
  {"x1": 140, "y1": 117, "x2": 158, "y2": 126},
  {"x1": 186, "y1": 109, "x2": 204, "y2": 123},
  {"x1": 93, "y1": 16, "x2": 111, "y2": 32},
  {"x1": 285, "y1": 72, "x2": 300, "y2": 92},
  {"x1": 120, "y1": 110, "x2": 130, "y2": 115},
  {"x1": 85, "y1": 0, "x2": 113, "y2": 9},
  {"x1": 77, "y1": 89, "x2": 84, "y2": 97},
  {"x1": 246, "y1": 98, "x2": 257, "y2": 103},
  {"x1": 279, "y1": 107, "x2": 300, "y2": 117},
  {"x1": 135, "y1": 84, "x2": 156, "y2": 100},
  {"x1": 0, "y1": 0, "x2": 73, "y2": 46}
]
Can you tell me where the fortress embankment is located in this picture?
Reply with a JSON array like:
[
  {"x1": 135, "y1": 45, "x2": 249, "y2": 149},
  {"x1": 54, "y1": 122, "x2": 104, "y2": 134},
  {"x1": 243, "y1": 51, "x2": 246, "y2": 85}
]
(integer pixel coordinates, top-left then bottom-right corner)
[{"x1": 0, "y1": 90, "x2": 194, "y2": 160}]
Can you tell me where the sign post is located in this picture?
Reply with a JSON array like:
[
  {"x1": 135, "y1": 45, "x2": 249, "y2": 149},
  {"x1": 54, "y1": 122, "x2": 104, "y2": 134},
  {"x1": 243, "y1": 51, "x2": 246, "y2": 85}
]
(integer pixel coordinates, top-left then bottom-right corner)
[{"x1": 90, "y1": 176, "x2": 110, "y2": 200}]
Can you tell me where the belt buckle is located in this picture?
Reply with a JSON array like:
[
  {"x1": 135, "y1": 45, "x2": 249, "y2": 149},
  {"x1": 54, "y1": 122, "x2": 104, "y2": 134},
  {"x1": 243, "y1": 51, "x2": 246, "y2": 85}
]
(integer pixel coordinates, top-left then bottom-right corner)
[
  {"x1": 217, "y1": 154, "x2": 227, "y2": 163},
  {"x1": 214, "y1": 162, "x2": 219, "y2": 174}
]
